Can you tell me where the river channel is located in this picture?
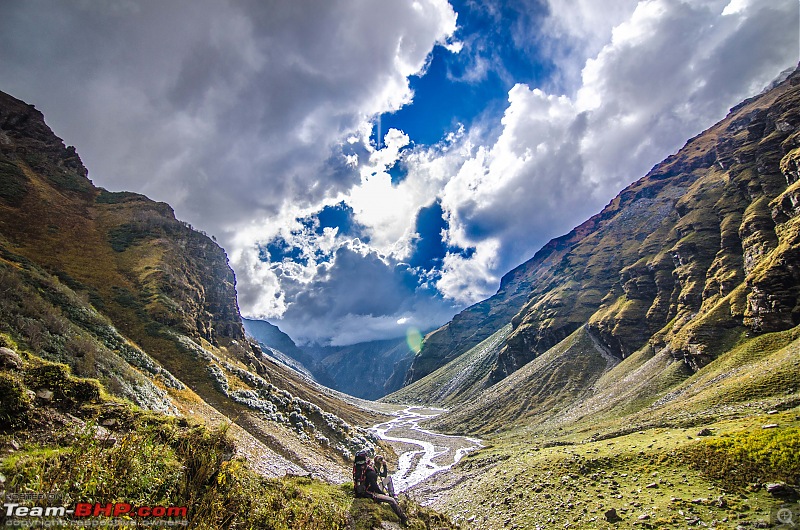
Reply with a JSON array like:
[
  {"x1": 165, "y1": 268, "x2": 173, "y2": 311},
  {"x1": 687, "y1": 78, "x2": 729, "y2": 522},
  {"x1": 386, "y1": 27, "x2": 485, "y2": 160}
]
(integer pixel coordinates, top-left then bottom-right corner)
[{"x1": 369, "y1": 406, "x2": 482, "y2": 493}]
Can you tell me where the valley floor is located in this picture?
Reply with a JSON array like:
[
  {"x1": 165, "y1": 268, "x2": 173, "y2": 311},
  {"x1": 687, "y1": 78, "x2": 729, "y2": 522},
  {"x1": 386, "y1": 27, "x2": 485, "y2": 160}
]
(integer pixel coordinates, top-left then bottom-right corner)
[
  {"x1": 404, "y1": 404, "x2": 799, "y2": 529},
  {"x1": 370, "y1": 406, "x2": 482, "y2": 492}
]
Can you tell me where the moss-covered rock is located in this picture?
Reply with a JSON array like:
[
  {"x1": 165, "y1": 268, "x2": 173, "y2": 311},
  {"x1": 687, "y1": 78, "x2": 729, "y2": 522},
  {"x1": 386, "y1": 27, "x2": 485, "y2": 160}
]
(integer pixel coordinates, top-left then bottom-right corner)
[{"x1": 0, "y1": 372, "x2": 32, "y2": 427}]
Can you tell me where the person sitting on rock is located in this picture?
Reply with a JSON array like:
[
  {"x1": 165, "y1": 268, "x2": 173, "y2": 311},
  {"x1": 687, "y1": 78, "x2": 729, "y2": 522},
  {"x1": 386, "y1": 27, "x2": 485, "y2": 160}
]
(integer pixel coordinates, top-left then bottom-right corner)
[
  {"x1": 365, "y1": 456, "x2": 407, "y2": 525},
  {"x1": 373, "y1": 454, "x2": 397, "y2": 497}
]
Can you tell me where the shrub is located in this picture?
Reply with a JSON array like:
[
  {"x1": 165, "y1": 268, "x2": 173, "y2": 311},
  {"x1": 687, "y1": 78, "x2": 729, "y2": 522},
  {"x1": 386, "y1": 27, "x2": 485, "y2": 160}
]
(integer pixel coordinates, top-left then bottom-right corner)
[
  {"x1": 24, "y1": 362, "x2": 101, "y2": 406},
  {"x1": 685, "y1": 426, "x2": 800, "y2": 490},
  {"x1": 0, "y1": 373, "x2": 32, "y2": 427},
  {"x1": 0, "y1": 157, "x2": 29, "y2": 206}
]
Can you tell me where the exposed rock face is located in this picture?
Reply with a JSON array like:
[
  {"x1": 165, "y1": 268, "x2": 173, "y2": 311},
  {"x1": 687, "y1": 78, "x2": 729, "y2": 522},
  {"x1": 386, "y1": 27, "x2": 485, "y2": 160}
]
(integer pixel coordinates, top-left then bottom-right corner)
[
  {"x1": 408, "y1": 66, "x2": 800, "y2": 385},
  {"x1": 0, "y1": 90, "x2": 244, "y2": 345},
  {"x1": 493, "y1": 67, "x2": 800, "y2": 378}
]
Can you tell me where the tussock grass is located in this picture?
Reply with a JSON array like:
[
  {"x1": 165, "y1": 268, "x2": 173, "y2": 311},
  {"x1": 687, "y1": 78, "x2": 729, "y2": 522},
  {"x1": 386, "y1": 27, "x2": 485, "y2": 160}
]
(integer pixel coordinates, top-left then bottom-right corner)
[{"x1": 684, "y1": 425, "x2": 800, "y2": 491}]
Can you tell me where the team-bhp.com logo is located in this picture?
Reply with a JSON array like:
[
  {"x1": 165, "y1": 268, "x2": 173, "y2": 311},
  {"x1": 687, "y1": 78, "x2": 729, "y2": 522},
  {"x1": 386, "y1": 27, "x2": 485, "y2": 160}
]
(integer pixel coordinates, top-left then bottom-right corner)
[{"x1": 3, "y1": 494, "x2": 188, "y2": 527}]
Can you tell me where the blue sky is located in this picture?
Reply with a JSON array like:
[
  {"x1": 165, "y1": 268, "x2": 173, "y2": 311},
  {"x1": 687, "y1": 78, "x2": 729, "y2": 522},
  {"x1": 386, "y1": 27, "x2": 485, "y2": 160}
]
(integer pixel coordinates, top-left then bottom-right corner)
[
  {"x1": 1, "y1": 0, "x2": 798, "y2": 345},
  {"x1": 376, "y1": 0, "x2": 551, "y2": 148}
]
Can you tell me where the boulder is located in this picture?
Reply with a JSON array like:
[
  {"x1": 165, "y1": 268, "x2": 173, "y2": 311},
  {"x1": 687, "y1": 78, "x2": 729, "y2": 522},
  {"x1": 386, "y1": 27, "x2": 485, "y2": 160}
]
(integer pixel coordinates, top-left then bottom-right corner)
[
  {"x1": 0, "y1": 347, "x2": 23, "y2": 369},
  {"x1": 604, "y1": 508, "x2": 622, "y2": 523}
]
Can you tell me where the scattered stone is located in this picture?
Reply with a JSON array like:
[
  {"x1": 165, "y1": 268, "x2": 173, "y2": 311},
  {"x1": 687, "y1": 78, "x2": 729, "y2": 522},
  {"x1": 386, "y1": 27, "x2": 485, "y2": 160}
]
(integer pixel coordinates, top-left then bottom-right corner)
[
  {"x1": 767, "y1": 410, "x2": 779, "y2": 415},
  {"x1": 35, "y1": 389, "x2": 54, "y2": 401},
  {"x1": 761, "y1": 424, "x2": 778, "y2": 429},
  {"x1": 101, "y1": 418, "x2": 117, "y2": 427},
  {"x1": 92, "y1": 426, "x2": 117, "y2": 447},
  {"x1": 9, "y1": 439, "x2": 20, "y2": 451},
  {"x1": 638, "y1": 514, "x2": 651, "y2": 521},
  {"x1": 697, "y1": 428, "x2": 713, "y2": 436},
  {"x1": 766, "y1": 482, "x2": 795, "y2": 496},
  {"x1": 691, "y1": 498, "x2": 707, "y2": 504},
  {"x1": 0, "y1": 347, "x2": 23, "y2": 369},
  {"x1": 604, "y1": 508, "x2": 622, "y2": 523},
  {"x1": 646, "y1": 482, "x2": 658, "y2": 489}
]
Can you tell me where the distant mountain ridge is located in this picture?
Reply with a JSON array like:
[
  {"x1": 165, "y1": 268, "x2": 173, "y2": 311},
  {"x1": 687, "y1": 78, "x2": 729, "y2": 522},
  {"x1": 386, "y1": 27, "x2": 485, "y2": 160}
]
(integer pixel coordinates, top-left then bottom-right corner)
[
  {"x1": 242, "y1": 317, "x2": 328, "y2": 382},
  {"x1": 305, "y1": 336, "x2": 413, "y2": 400},
  {"x1": 244, "y1": 316, "x2": 414, "y2": 400}
]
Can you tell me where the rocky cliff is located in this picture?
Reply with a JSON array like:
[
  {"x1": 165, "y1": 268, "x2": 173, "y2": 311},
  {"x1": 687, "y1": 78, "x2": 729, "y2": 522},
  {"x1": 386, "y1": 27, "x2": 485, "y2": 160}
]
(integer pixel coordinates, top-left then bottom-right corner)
[
  {"x1": 0, "y1": 91, "x2": 244, "y2": 345},
  {"x1": 0, "y1": 89, "x2": 386, "y2": 480}
]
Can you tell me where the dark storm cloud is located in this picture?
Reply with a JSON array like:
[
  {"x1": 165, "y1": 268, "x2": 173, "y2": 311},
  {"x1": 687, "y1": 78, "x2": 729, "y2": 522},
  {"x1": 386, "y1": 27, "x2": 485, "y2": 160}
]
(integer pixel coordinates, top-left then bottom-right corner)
[
  {"x1": 0, "y1": 0, "x2": 457, "y2": 233},
  {"x1": 274, "y1": 244, "x2": 455, "y2": 345}
]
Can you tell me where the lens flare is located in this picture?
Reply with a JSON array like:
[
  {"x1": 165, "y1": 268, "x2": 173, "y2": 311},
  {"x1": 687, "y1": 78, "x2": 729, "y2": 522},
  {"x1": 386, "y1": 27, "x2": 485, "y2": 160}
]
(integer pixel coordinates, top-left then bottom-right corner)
[{"x1": 406, "y1": 327, "x2": 423, "y2": 354}]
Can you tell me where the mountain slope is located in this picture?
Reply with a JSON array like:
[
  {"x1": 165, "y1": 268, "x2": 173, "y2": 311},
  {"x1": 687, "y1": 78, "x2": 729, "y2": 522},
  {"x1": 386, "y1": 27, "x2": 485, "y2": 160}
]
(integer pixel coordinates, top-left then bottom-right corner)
[
  {"x1": 385, "y1": 324, "x2": 510, "y2": 406},
  {"x1": 243, "y1": 317, "x2": 414, "y2": 400},
  {"x1": 403, "y1": 243, "x2": 563, "y2": 384},
  {"x1": 0, "y1": 90, "x2": 386, "y2": 481},
  {"x1": 406, "y1": 65, "x2": 800, "y2": 392},
  {"x1": 389, "y1": 69, "x2": 800, "y2": 529},
  {"x1": 242, "y1": 317, "x2": 331, "y2": 383}
]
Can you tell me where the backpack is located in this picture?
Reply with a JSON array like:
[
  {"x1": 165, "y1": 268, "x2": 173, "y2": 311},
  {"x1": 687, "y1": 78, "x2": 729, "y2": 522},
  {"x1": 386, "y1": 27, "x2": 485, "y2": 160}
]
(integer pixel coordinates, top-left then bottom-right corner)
[{"x1": 353, "y1": 450, "x2": 370, "y2": 497}]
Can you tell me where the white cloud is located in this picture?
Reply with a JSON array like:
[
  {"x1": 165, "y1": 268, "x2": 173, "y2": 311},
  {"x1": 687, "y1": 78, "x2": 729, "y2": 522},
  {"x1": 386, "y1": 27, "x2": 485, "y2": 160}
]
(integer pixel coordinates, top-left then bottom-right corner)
[
  {"x1": 0, "y1": 0, "x2": 457, "y2": 321},
  {"x1": 2, "y1": 0, "x2": 797, "y2": 345},
  {"x1": 417, "y1": 0, "x2": 799, "y2": 304}
]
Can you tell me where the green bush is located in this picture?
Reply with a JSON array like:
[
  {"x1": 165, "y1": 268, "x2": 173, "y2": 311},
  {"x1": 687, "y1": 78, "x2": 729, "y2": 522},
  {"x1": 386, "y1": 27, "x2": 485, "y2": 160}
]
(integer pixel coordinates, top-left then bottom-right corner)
[
  {"x1": 0, "y1": 373, "x2": 32, "y2": 427},
  {"x1": 685, "y1": 426, "x2": 800, "y2": 490},
  {"x1": 0, "y1": 332, "x2": 19, "y2": 349},
  {"x1": 24, "y1": 362, "x2": 101, "y2": 406},
  {"x1": 108, "y1": 224, "x2": 145, "y2": 252},
  {"x1": 0, "y1": 157, "x2": 29, "y2": 206},
  {"x1": 1, "y1": 421, "x2": 354, "y2": 529}
]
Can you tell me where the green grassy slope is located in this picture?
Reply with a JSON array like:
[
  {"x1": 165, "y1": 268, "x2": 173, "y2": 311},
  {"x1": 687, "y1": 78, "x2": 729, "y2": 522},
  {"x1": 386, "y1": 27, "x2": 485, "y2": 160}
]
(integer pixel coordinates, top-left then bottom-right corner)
[
  {"x1": 384, "y1": 325, "x2": 511, "y2": 407},
  {"x1": 407, "y1": 325, "x2": 799, "y2": 528},
  {"x1": 0, "y1": 338, "x2": 457, "y2": 529}
]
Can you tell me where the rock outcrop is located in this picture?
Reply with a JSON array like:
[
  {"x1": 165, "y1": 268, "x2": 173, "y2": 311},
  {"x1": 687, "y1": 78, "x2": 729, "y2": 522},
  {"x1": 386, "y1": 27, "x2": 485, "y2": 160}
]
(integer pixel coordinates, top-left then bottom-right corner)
[{"x1": 0, "y1": 90, "x2": 244, "y2": 345}]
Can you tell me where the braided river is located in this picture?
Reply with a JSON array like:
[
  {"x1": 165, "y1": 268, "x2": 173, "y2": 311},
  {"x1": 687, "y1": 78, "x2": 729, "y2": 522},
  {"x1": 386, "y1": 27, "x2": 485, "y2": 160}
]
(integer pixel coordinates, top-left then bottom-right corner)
[{"x1": 369, "y1": 406, "x2": 482, "y2": 493}]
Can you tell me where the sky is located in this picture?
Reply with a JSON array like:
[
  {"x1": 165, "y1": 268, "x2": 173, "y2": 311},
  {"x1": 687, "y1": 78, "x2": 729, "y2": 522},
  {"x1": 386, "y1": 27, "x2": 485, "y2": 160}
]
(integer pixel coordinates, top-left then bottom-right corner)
[{"x1": 1, "y1": 0, "x2": 798, "y2": 346}]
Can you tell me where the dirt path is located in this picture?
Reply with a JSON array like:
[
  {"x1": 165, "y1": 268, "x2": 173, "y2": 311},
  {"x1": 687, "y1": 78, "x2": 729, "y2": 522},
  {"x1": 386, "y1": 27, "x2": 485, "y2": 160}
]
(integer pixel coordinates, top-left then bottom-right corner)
[{"x1": 370, "y1": 406, "x2": 482, "y2": 493}]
